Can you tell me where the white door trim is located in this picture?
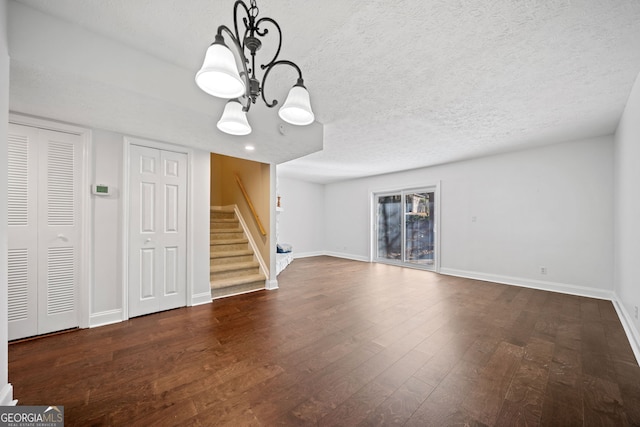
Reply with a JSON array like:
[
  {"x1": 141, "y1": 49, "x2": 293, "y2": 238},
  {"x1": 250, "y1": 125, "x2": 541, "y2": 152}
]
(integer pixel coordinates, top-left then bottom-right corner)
[
  {"x1": 8, "y1": 113, "x2": 92, "y2": 329},
  {"x1": 122, "y1": 136, "x2": 193, "y2": 321}
]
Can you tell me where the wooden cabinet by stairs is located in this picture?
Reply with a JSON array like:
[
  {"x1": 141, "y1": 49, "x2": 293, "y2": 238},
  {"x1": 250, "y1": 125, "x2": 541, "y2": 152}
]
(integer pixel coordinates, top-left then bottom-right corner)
[{"x1": 210, "y1": 207, "x2": 266, "y2": 299}]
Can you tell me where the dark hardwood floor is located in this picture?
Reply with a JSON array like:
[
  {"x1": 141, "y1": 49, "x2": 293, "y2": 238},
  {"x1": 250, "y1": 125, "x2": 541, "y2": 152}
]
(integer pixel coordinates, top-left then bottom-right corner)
[{"x1": 9, "y1": 256, "x2": 640, "y2": 426}]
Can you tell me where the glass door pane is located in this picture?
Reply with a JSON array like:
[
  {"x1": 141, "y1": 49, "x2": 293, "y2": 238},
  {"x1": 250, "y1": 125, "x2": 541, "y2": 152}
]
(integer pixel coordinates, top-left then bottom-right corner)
[
  {"x1": 376, "y1": 194, "x2": 402, "y2": 261},
  {"x1": 405, "y1": 191, "x2": 435, "y2": 267}
]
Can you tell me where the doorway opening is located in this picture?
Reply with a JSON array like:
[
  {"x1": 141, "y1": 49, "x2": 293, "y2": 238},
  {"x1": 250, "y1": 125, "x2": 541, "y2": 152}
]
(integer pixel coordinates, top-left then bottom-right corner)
[{"x1": 374, "y1": 187, "x2": 438, "y2": 271}]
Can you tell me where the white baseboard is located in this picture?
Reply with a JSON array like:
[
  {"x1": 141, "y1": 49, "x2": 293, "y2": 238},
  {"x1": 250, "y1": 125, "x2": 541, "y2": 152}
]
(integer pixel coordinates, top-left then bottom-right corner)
[
  {"x1": 89, "y1": 309, "x2": 123, "y2": 328},
  {"x1": 191, "y1": 292, "x2": 213, "y2": 306},
  {"x1": 612, "y1": 295, "x2": 640, "y2": 365},
  {"x1": 211, "y1": 287, "x2": 265, "y2": 300},
  {"x1": 0, "y1": 383, "x2": 16, "y2": 406},
  {"x1": 439, "y1": 268, "x2": 615, "y2": 300},
  {"x1": 266, "y1": 279, "x2": 279, "y2": 290},
  {"x1": 288, "y1": 251, "x2": 369, "y2": 263},
  {"x1": 323, "y1": 251, "x2": 369, "y2": 263},
  {"x1": 293, "y1": 251, "x2": 325, "y2": 259}
]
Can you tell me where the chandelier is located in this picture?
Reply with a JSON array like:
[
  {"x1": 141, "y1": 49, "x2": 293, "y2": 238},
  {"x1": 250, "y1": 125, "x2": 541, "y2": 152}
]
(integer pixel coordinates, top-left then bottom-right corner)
[{"x1": 195, "y1": 0, "x2": 315, "y2": 136}]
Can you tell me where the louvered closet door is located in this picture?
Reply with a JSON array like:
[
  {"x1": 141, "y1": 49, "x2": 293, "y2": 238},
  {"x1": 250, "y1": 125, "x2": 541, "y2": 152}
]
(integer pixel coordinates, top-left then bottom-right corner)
[
  {"x1": 6, "y1": 124, "x2": 82, "y2": 340},
  {"x1": 7, "y1": 124, "x2": 39, "y2": 340},
  {"x1": 37, "y1": 129, "x2": 82, "y2": 335},
  {"x1": 129, "y1": 145, "x2": 187, "y2": 318}
]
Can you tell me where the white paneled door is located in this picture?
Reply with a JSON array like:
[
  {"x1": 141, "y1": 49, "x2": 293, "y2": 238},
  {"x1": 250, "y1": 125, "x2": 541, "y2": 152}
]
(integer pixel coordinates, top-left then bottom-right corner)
[
  {"x1": 7, "y1": 123, "x2": 83, "y2": 340},
  {"x1": 129, "y1": 145, "x2": 187, "y2": 317}
]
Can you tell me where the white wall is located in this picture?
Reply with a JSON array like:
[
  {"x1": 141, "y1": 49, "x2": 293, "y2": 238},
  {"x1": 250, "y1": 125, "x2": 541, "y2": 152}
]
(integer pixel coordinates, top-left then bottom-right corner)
[
  {"x1": 614, "y1": 71, "x2": 640, "y2": 358},
  {"x1": 90, "y1": 130, "x2": 123, "y2": 323},
  {"x1": 90, "y1": 135, "x2": 211, "y2": 327},
  {"x1": 4, "y1": 2, "x2": 214, "y2": 327},
  {"x1": 7, "y1": 1, "x2": 323, "y2": 166},
  {"x1": 324, "y1": 136, "x2": 615, "y2": 298},
  {"x1": 0, "y1": 0, "x2": 13, "y2": 406},
  {"x1": 191, "y1": 149, "x2": 212, "y2": 303},
  {"x1": 277, "y1": 176, "x2": 326, "y2": 257}
]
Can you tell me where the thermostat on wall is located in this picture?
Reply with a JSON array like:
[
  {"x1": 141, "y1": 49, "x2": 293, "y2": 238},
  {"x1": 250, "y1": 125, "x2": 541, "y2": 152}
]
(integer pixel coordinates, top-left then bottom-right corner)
[{"x1": 92, "y1": 184, "x2": 111, "y2": 196}]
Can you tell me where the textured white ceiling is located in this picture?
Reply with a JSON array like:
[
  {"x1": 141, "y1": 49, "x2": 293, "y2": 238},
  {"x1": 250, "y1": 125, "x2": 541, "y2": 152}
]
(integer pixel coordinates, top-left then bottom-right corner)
[{"x1": 13, "y1": 0, "x2": 640, "y2": 183}]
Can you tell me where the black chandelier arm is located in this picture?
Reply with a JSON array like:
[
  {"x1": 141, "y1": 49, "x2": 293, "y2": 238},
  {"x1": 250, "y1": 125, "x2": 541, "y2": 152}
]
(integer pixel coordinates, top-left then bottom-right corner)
[
  {"x1": 215, "y1": 24, "x2": 251, "y2": 100},
  {"x1": 254, "y1": 17, "x2": 282, "y2": 69},
  {"x1": 237, "y1": 96, "x2": 252, "y2": 113},
  {"x1": 260, "y1": 60, "x2": 305, "y2": 108}
]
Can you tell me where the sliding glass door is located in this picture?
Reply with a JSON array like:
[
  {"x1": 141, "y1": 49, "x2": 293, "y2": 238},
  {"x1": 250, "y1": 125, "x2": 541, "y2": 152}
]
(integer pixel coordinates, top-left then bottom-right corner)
[
  {"x1": 376, "y1": 188, "x2": 437, "y2": 270},
  {"x1": 377, "y1": 194, "x2": 402, "y2": 261},
  {"x1": 404, "y1": 191, "x2": 435, "y2": 267}
]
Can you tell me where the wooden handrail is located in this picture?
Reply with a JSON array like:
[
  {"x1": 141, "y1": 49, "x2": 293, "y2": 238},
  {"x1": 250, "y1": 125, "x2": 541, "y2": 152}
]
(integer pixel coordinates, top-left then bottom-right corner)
[{"x1": 235, "y1": 174, "x2": 267, "y2": 236}]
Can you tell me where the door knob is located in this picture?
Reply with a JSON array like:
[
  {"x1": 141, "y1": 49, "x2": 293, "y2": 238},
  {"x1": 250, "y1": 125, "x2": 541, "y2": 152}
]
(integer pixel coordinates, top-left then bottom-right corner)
[
  {"x1": 57, "y1": 234, "x2": 68, "y2": 242},
  {"x1": 145, "y1": 238, "x2": 152, "y2": 244}
]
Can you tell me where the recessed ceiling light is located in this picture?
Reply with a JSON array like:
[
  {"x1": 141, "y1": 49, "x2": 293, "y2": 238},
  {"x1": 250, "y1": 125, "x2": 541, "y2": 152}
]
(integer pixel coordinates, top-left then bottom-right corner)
[{"x1": 245, "y1": 145, "x2": 255, "y2": 151}]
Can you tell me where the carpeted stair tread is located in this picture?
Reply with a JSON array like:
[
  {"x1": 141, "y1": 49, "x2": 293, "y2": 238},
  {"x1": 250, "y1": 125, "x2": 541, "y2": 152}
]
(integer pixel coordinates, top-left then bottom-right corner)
[
  {"x1": 210, "y1": 273, "x2": 265, "y2": 289},
  {"x1": 211, "y1": 261, "x2": 260, "y2": 273},
  {"x1": 210, "y1": 249, "x2": 254, "y2": 259},
  {"x1": 211, "y1": 238, "x2": 248, "y2": 245},
  {"x1": 211, "y1": 228, "x2": 243, "y2": 233}
]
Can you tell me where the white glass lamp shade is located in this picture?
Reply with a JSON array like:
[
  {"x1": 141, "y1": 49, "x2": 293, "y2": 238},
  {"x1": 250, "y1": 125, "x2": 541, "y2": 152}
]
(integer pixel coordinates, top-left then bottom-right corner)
[
  {"x1": 195, "y1": 41, "x2": 245, "y2": 99},
  {"x1": 278, "y1": 84, "x2": 315, "y2": 125},
  {"x1": 217, "y1": 100, "x2": 252, "y2": 135}
]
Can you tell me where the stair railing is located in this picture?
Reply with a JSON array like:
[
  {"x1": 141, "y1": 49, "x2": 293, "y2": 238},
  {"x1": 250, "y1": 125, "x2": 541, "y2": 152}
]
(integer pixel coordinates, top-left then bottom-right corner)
[{"x1": 235, "y1": 174, "x2": 267, "y2": 236}]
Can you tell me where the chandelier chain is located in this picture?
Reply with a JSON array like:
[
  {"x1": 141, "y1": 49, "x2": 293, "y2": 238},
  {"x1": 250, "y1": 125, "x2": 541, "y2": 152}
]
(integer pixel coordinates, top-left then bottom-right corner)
[{"x1": 249, "y1": 0, "x2": 259, "y2": 18}]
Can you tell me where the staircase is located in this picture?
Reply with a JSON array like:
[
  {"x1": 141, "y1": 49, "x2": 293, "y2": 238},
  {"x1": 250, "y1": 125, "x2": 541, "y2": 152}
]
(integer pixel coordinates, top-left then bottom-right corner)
[{"x1": 210, "y1": 207, "x2": 266, "y2": 299}]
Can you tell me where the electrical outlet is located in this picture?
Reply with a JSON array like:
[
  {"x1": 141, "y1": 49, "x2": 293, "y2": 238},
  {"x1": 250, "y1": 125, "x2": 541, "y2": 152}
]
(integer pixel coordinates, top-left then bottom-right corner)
[
  {"x1": 540, "y1": 266, "x2": 547, "y2": 275},
  {"x1": 635, "y1": 306, "x2": 638, "y2": 320}
]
